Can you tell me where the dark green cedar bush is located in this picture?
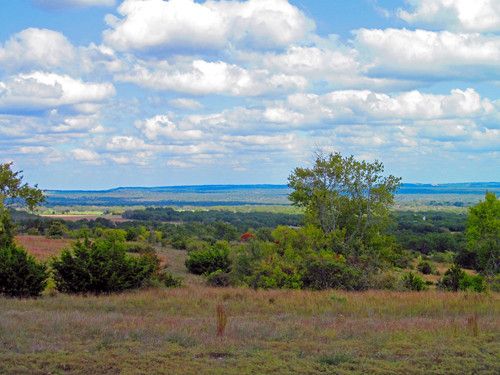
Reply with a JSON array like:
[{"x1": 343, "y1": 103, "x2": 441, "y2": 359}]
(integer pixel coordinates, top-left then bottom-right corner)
[
  {"x1": 0, "y1": 245, "x2": 48, "y2": 297},
  {"x1": 52, "y1": 237, "x2": 159, "y2": 294}
]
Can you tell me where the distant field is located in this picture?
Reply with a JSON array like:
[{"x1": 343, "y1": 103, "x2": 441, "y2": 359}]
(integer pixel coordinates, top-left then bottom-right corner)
[
  {"x1": 38, "y1": 183, "x2": 500, "y2": 209},
  {"x1": 15, "y1": 235, "x2": 72, "y2": 260},
  {"x1": 40, "y1": 214, "x2": 131, "y2": 223}
]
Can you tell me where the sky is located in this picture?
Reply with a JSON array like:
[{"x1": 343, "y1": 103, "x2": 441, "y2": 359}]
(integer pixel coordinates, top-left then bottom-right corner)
[{"x1": 0, "y1": 0, "x2": 499, "y2": 189}]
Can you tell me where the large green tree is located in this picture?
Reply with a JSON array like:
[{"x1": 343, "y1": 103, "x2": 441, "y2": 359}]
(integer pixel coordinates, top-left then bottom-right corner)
[
  {"x1": 0, "y1": 162, "x2": 44, "y2": 247},
  {"x1": 466, "y1": 192, "x2": 499, "y2": 275},
  {"x1": 288, "y1": 152, "x2": 401, "y2": 253},
  {"x1": 0, "y1": 163, "x2": 47, "y2": 297}
]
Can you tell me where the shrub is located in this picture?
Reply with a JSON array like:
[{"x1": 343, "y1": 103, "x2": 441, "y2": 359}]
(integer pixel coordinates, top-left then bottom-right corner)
[
  {"x1": 0, "y1": 245, "x2": 48, "y2": 297},
  {"x1": 206, "y1": 269, "x2": 232, "y2": 287},
  {"x1": 46, "y1": 220, "x2": 66, "y2": 238},
  {"x1": 417, "y1": 260, "x2": 433, "y2": 275},
  {"x1": 401, "y1": 272, "x2": 427, "y2": 291},
  {"x1": 125, "y1": 241, "x2": 156, "y2": 254},
  {"x1": 52, "y1": 238, "x2": 159, "y2": 294},
  {"x1": 156, "y1": 271, "x2": 183, "y2": 288},
  {"x1": 246, "y1": 255, "x2": 303, "y2": 289},
  {"x1": 301, "y1": 254, "x2": 362, "y2": 290},
  {"x1": 437, "y1": 264, "x2": 465, "y2": 291},
  {"x1": 185, "y1": 241, "x2": 231, "y2": 275},
  {"x1": 438, "y1": 264, "x2": 486, "y2": 292}
]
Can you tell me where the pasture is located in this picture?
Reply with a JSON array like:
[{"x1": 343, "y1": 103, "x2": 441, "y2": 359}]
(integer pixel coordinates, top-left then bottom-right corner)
[{"x1": 1, "y1": 246, "x2": 499, "y2": 375}]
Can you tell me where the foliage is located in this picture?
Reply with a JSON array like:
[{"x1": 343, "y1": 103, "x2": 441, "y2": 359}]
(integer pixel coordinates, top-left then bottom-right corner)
[
  {"x1": 401, "y1": 272, "x2": 427, "y2": 291},
  {"x1": 417, "y1": 260, "x2": 433, "y2": 275},
  {"x1": 1, "y1": 163, "x2": 44, "y2": 248},
  {"x1": 185, "y1": 241, "x2": 231, "y2": 275},
  {"x1": 52, "y1": 237, "x2": 159, "y2": 294},
  {"x1": 245, "y1": 254, "x2": 303, "y2": 289},
  {"x1": 206, "y1": 269, "x2": 232, "y2": 287},
  {"x1": 465, "y1": 192, "x2": 499, "y2": 275},
  {"x1": 288, "y1": 152, "x2": 400, "y2": 251},
  {"x1": 46, "y1": 220, "x2": 66, "y2": 238},
  {"x1": 438, "y1": 264, "x2": 486, "y2": 292},
  {"x1": 0, "y1": 162, "x2": 44, "y2": 210},
  {"x1": 302, "y1": 253, "x2": 362, "y2": 290},
  {"x1": 156, "y1": 271, "x2": 183, "y2": 288},
  {"x1": 0, "y1": 245, "x2": 48, "y2": 297}
]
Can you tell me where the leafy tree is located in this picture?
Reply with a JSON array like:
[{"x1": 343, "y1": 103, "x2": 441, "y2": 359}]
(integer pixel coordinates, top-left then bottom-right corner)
[
  {"x1": 185, "y1": 241, "x2": 231, "y2": 275},
  {"x1": 0, "y1": 163, "x2": 47, "y2": 297},
  {"x1": 288, "y1": 152, "x2": 401, "y2": 254},
  {"x1": 46, "y1": 220, "x2": 67, "y2": 238},
  {"x1": 0, "y1": 163, "x2": 44, "y2": 247},
  {"x1": 466, "y1": 192, "x2": 499, "y2": 275}
]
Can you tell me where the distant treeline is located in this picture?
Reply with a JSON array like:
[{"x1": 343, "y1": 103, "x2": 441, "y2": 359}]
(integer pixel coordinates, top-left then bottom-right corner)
[
  {"x1": 12, "y1": 207, "x2": 470, "y2": 258},
  {"x1": 122, "y1": 207, "x2": 303, "y2": 230}
]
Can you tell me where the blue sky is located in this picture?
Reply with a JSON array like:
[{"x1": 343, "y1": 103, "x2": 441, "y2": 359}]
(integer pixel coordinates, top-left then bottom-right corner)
[{"x1": 0, "y1": 0, "x2": 499, "y2": 189}]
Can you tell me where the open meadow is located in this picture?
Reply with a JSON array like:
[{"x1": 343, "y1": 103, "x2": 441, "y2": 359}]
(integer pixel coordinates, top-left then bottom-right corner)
[
  {"x1": 1, "y1": 286, "x2": 499, "y2": 375},
  {"x1": 1, "y1": 246, "x2": 499, "y2": 375}
]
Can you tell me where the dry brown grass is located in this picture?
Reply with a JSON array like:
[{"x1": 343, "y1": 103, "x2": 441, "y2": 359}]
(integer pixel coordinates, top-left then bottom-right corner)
[
  {"x1": 0, "y1": 286, "x2": 498, "y2": 374},
  {"x1": 14, "y1": 235, "x2": 72, "y2": 260}
]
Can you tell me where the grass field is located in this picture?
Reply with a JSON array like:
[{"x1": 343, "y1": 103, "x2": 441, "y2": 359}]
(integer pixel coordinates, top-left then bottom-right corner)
[
  {"x1": 14, "y1": 235, "x2": 73, "y2": 260},
  {"x1": 1, "y1": 246, "x2": 499, "y2": 375}
]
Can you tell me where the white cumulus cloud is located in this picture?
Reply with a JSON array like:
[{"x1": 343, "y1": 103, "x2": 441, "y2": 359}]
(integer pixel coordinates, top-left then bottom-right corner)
[
  {"x1": 355, "y1": 28, "x2": 500, "y2": 80},
  {"x1": 398, "y1": 0, "x2": 500, "y2": 32},
  {"x1": 0, "y1": 28, "x2": 75, "y2": 71},
  {"x1": 0, "y1": 72, "x2": 115, "y2": 111},
  {"x1": 103, "y1": 0, "x2": 314, "y2": 52}
]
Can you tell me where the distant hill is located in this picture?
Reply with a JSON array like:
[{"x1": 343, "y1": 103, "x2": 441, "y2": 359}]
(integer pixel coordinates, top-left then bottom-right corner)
[{"x1": 38, "y1": 182, "x2": 500, "y2": 207}]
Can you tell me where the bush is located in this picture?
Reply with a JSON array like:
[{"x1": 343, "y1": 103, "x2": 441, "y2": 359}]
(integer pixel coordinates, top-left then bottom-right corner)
[
  {"x1": 206, "y1": 269, "x2": 232, "y2": 287},
  {"x1": 246, "y1": 256, "x2": 303, "y2": 289},
  {"x1": 437, "y1": 264, "x2": 464, "y2": 291},
  {"x1": 302, "y1": 254, "x2": 362, "y2": 291},
  {"x1": 52, "y1": 238, "x2": 159, "y2": 294},
  {"x1": 125, "y1": 241, "x2": 156, "y2": 254},
  {"x1": 185, "y1": 241, "x2": 231, "y2": 275},
  {"x1": 0, "y1": 245, "x2": 48, "y2": 297},
  {"x1": 438, "y1": 264, "x2": 486, "y2": 292},
  {"x1": 401, "y1": 272, "x2": 427, "y2": 291},
  {"x1": 156, "y1": 271, "x2": 183, "y2": 288},
  {"x1": 417, "y1": 260, "x2": 433, "y2": 275}
]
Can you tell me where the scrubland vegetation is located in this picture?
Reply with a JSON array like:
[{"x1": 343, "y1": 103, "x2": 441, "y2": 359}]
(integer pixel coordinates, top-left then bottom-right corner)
[{"x1": 1, "y1": 157, "x2": 499, "y2": 374}]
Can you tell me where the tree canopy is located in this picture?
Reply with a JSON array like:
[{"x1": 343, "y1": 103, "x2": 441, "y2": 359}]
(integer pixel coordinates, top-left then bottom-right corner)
[
  {"x1": 288, "y1": 152, "x2": 401, "y2": 253},
  {"x1": 466, "y1": 192, "x2": 499, "y2": 275},
  {"x1": 0, "y1": 163, "x2": 44, "y2": 247}
]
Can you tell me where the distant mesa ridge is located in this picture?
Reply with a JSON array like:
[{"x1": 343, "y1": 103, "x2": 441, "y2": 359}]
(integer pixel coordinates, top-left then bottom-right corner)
[{"x1": 45, "y1": 182, "x2": 500, "y2": 194}]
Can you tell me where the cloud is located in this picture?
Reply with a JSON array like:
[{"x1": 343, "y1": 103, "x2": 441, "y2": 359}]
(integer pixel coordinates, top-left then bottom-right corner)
[
  {"x1": 115, "y1": 59, "x2": 306, "y2": 96},
  {"x1": 0, "y1": 72, "x2": 115, "y2": 111},
  {"x1": 135, "y1": 115, "x2": 204, "y2": 141},
  {"x1": 169, "y1": 98, "x2": 203, "y2": 110},
  {"x1": 71, "y1": 148, "x2": 101, "y2": 163},
  {"x1": 0, "y1": 28, "x2": 75, "y2": 72},
  {"x1": 284, "y1": 88, "x2": 495, "y2": 123},
  {"x1": 354, "y1": 28, "x2": 500, "y2": 80},
  {"x1": 398, "y1": 0, "x2": 500, "y2": 32},
  {"x1": 33, "y1": 0, "x2": 115, "y2": 9},
  {"x1": 103, "y1": 0, "x2": 314, "y2": 52}
]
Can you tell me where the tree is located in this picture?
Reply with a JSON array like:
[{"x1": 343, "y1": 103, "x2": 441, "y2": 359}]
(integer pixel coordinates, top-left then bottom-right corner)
[
  {"x1": 0, "y1": 163, "x2": 44, "y2": 247},
  {"x1": 288, "y1": 152, "x2": 401, "y2": 254},
  {"x1": 466, "y1": 192, "x2": 499, "y2": 275},
  {"x1": 0, "y1": 163, "x2": 47, "y2": 297}
]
